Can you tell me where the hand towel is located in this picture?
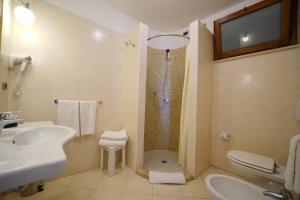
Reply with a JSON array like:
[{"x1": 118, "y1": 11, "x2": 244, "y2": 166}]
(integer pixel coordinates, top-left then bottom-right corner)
[
  {"x1": 99, "y1": 139, "x2": 126, "y2": 147},
  {"x1": 284, "y1": 134, "x2": 300, "y2": 194},
  {"x1": 80, "y1": 101, "x2": 97, "y2": 135},
  {"x1": 57, "y1": 100, "x2": 80, "y2": 137},
  {"x1": 101, "y1": 129, "x2": 128, "y2": 140}
]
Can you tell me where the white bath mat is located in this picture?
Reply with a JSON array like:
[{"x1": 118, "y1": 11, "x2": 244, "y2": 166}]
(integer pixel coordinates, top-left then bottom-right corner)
[{"x1": 149, "y1": 171, "x2": 186, "y2": 184}]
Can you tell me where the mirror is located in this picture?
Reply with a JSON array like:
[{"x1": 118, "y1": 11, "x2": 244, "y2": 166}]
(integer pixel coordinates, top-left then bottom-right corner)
[{"x1": 0, "y1": 0, "x2": 11, "y2": 112}]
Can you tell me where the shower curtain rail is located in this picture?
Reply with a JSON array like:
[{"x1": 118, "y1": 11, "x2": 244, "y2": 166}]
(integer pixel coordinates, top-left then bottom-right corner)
[{"x1": 147, "y1": 34, "x2": 190, "y2": 41}]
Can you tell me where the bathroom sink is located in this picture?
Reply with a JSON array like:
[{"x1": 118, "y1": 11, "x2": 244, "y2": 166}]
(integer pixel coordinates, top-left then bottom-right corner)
[
  {"x1": 0, "y1": 123, "x2": 76, "y2": 192},
  {"x1": 12, "y1": 126, "x2": 75, "y2": 146}
]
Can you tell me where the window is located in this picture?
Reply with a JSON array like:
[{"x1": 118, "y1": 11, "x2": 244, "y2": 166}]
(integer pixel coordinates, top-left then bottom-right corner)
[{"x1": 214, "y1": 0, "x2": 295, "y2": 60}]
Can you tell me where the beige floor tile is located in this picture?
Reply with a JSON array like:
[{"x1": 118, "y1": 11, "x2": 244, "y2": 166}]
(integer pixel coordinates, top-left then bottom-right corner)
[
  {"x1": 96, "y1": 174, "x2": 129, "y2": 192},
  {"x1": 3, "y1": 186, "x2": 91, "y2": 200},
  {"x1": 180, "y1": 180, "x2": 211, "y2": 199},
  {"x1": 102, "y1": 167, "x2": 136, "y2": 176},
  {"x1": 118, "y1": 167, "x2": 136, "y2": 175},
  {"x1": 121, "y1": 194, "x2": 152, "y2": 200},
  {"x1": 152, "y1": 195, "x2": 181, "y2": 200},
  {"x1": 71, "y1": 170, "x2": 104, "y2": 189},
  {"x1": 45, "y1": 187, "x2": 91, "y2": 200},
  {"x1": 28, "y1": 184, "x2": 66, "y2": 200},
  {"x1": 124, "y1": 175, "x2": 153, "y2": 195},
  {"x1": 88, "y1": 190, "x2": 122, "y2": 200},
  {"x1": 48, "y1": 174, "x2": 79, "y2": 187},
  {"x1": 3, "y1": 192, "x2": 36, "y2": 200},
  {"x1": 181, "y1": 198, "x2": 212, "y2": 200},
  {"x1": 153, "y1": 184, "x2": 181, "y2": 197}
]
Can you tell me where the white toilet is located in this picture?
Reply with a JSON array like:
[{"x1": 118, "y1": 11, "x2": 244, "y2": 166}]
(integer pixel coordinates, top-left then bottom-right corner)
[{"x1": 227, "y1": 150, "x2": 285, "y2": 183}]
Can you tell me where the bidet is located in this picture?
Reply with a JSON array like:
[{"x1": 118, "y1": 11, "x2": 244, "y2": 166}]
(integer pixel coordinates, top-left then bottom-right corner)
[{"x1": 205, "y1": 174, "x2": 272, "y2": 200}]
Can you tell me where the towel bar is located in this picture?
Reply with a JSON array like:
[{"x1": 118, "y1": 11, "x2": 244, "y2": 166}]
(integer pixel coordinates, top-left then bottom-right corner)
[{"x1": 53, "y1": 99, "x2": 103, "y2": 105}]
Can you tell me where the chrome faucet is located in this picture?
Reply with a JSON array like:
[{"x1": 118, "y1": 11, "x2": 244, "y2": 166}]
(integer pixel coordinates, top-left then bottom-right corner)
[
  {"x1": 263, "y1": 182, "x2": 293, "y2": 200},
  {"x1": 0, "y1": 112, "x2": 24, "y2": 135}
]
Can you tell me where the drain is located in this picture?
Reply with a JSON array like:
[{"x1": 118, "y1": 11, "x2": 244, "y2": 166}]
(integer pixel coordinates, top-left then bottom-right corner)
[{"x1": 161, "y1": 160, "x2": 167, "y2": 164}]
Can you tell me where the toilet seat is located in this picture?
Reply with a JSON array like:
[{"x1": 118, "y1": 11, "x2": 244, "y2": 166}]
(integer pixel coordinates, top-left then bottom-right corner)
[{"x1": 227, "y1": 150, "x2": 275, "y2": 173}]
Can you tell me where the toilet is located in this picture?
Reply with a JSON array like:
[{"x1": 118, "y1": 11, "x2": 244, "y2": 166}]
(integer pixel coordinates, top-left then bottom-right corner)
[{"x1": 227, "y1": 150, "x2": 285, "y2": 183}]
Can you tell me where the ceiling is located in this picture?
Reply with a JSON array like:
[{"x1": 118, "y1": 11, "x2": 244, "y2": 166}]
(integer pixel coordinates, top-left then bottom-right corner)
[{"x1": 98, "y1": 0, "x2": 244, "y2": 31}]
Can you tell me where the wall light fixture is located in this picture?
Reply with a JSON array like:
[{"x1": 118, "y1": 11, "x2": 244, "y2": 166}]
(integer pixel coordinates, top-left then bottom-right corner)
[{"x1": 14, "y1": 0, "x2": 35, "y2": 25}]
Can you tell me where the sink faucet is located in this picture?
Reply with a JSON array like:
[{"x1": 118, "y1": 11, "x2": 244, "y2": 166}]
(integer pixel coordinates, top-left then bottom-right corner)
[
  {"x1": 263, "y1": 182, "x2": 293, "y2": 200},
  {"x1": 0, "y1": 112, "x2": 24, "y2": 135}
]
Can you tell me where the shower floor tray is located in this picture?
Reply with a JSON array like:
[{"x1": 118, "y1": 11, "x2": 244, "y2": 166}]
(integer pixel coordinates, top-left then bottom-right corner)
[{"x1": 144, "y1": 149, "x2": 184, "y2": 172}]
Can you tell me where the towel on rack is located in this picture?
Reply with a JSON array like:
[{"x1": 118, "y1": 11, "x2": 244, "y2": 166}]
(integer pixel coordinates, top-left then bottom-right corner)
[
  {"x1": 284, "y1": 134, "x2": 300, "y2": 194},
  {"x1": 57, "y1": 100, "x2": 80, "y2": 137},
  {"x1": 101, "y1": 129, "x2": 128, "y2": 140},
  {"x1": 80, "y1": 101, "x2": 97, "y2": 135}
]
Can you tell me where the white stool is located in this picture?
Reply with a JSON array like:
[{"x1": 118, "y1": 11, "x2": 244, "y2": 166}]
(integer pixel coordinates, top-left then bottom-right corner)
[{"x1": 100, "y1": 145, "x2": 126, "y2": 176}]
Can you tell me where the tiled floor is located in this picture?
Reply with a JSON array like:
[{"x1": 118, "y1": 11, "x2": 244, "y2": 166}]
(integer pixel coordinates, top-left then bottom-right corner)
[{"x1": 2, "y1": 167, "x2": 233, "y2": 200}]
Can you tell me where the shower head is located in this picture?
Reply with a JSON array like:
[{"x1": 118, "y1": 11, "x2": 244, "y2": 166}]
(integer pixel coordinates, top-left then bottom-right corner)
[{"x1": 166, "y1": 49, "x2": 170, "y2": 61}]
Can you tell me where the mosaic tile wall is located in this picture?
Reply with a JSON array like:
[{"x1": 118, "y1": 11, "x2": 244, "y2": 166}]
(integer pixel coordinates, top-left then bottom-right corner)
[{"x1": 144, "y1": 47, "x2": 186, "y2": 152}]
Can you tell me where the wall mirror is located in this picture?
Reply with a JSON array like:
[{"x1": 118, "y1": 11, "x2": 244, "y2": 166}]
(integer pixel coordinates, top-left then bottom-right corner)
[{"x1": 0, "y1": 0, "x2": 10, "y2": 112}]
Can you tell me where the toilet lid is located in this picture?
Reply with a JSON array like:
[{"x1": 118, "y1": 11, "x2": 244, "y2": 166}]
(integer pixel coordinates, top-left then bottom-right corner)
[{"x1": 227, "y1": 150, "x2": 274, "y2": 173}]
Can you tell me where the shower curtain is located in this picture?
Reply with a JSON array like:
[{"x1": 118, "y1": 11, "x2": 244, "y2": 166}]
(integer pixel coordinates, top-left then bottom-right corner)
[{"x1": 178, "y1": 44, "x2": 190, "y2": 167}]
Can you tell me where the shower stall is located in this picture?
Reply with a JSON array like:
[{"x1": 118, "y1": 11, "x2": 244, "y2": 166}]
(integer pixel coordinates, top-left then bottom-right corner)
[
  {"x1": 123, "y1": 21, "x2": 212, "y2": 178},
  {"x1": 143, "y1": 33, "x2": 189, "y2": 172}
]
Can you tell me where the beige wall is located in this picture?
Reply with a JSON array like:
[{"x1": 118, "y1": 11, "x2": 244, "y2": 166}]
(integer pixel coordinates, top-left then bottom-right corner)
[
  {"x1": 0, "y1": 0, "x2": 10, "y2": 112},
  {"x1": 194, "y1": 25, "x2": 213, "y2": 176},
  {"x1": 212, "y1": 45, "x2": 300, "y2": 172},
  {"x1": 7, "y1": 0, "x2": 124, "y2": 176},
  {"x1": 184, "y1": 21, "x2": 213, "y2": 177},
  {"x1": 184, "y1": 20, "x2": 199, "y2": 175},
  {"x1": 121, "y1": 23, "x2": 148, "y2": 171},
  {"x1": 144, "y1": 47, "x2": 185, "y2": 152}
]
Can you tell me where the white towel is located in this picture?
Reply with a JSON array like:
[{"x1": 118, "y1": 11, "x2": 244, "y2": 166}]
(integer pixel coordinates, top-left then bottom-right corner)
[
  {"x1": 80, "y1": 101, "x2": 97, "y2": 135},
  {"x1": 149, "y1": 171, "x2": 186, "y2": 184},
  {"x1": 99, "y1": 139, "x2": 126, "y2": 147},
  {"x1": 101, "y1": 129, "x2": 128, "y2": 140},
  {"x1": 285, "y1": 134, "x2": 300, "y2": 194},
  {"x1": 57, "y1": 100, "x2": 80, "y2": 137}
]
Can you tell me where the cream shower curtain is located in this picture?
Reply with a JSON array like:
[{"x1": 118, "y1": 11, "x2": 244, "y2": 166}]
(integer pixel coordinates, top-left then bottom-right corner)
[{"x1": 178, "y1": 44, "x2": 190, "y2": 167}]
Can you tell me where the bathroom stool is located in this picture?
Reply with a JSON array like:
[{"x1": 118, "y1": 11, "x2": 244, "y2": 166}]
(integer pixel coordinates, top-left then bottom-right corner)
[{"x1": 99, "y1": 145, "x2": 126, "y2": 176}]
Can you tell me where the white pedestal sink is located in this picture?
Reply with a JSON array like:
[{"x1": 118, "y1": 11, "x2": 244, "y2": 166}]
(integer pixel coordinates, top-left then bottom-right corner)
[{"x1": 0, "y1": 122, "x2": 76, "y2": 192}]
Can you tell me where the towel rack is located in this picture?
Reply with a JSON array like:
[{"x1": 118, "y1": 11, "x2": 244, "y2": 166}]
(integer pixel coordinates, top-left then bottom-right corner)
[{"x1": 54, "y1": 99, "x2": 103, "y2": 105}]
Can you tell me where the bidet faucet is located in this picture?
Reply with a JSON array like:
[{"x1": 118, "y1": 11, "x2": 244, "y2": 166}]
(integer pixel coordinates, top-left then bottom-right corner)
[
  {"x1": 263, "y1": 182, "x2": 293, "y2": 200},
  {"x1": 0, "y1": 112, "x2": 24, "y2": 135}
]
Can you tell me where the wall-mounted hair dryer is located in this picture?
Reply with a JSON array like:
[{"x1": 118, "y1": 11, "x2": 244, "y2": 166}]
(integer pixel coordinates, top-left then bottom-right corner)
[
  {"x1": 8, "y1": 54, "x2": 33, "y2": 97},
  {"x1": 8, "y1": 54, "x2": 32, "y2": 72}
]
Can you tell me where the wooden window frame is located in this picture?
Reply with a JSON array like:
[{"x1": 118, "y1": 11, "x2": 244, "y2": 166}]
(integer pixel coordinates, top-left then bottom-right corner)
[{"x1": 214, "y1": 0, "x2": 291, "y2": 60}]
